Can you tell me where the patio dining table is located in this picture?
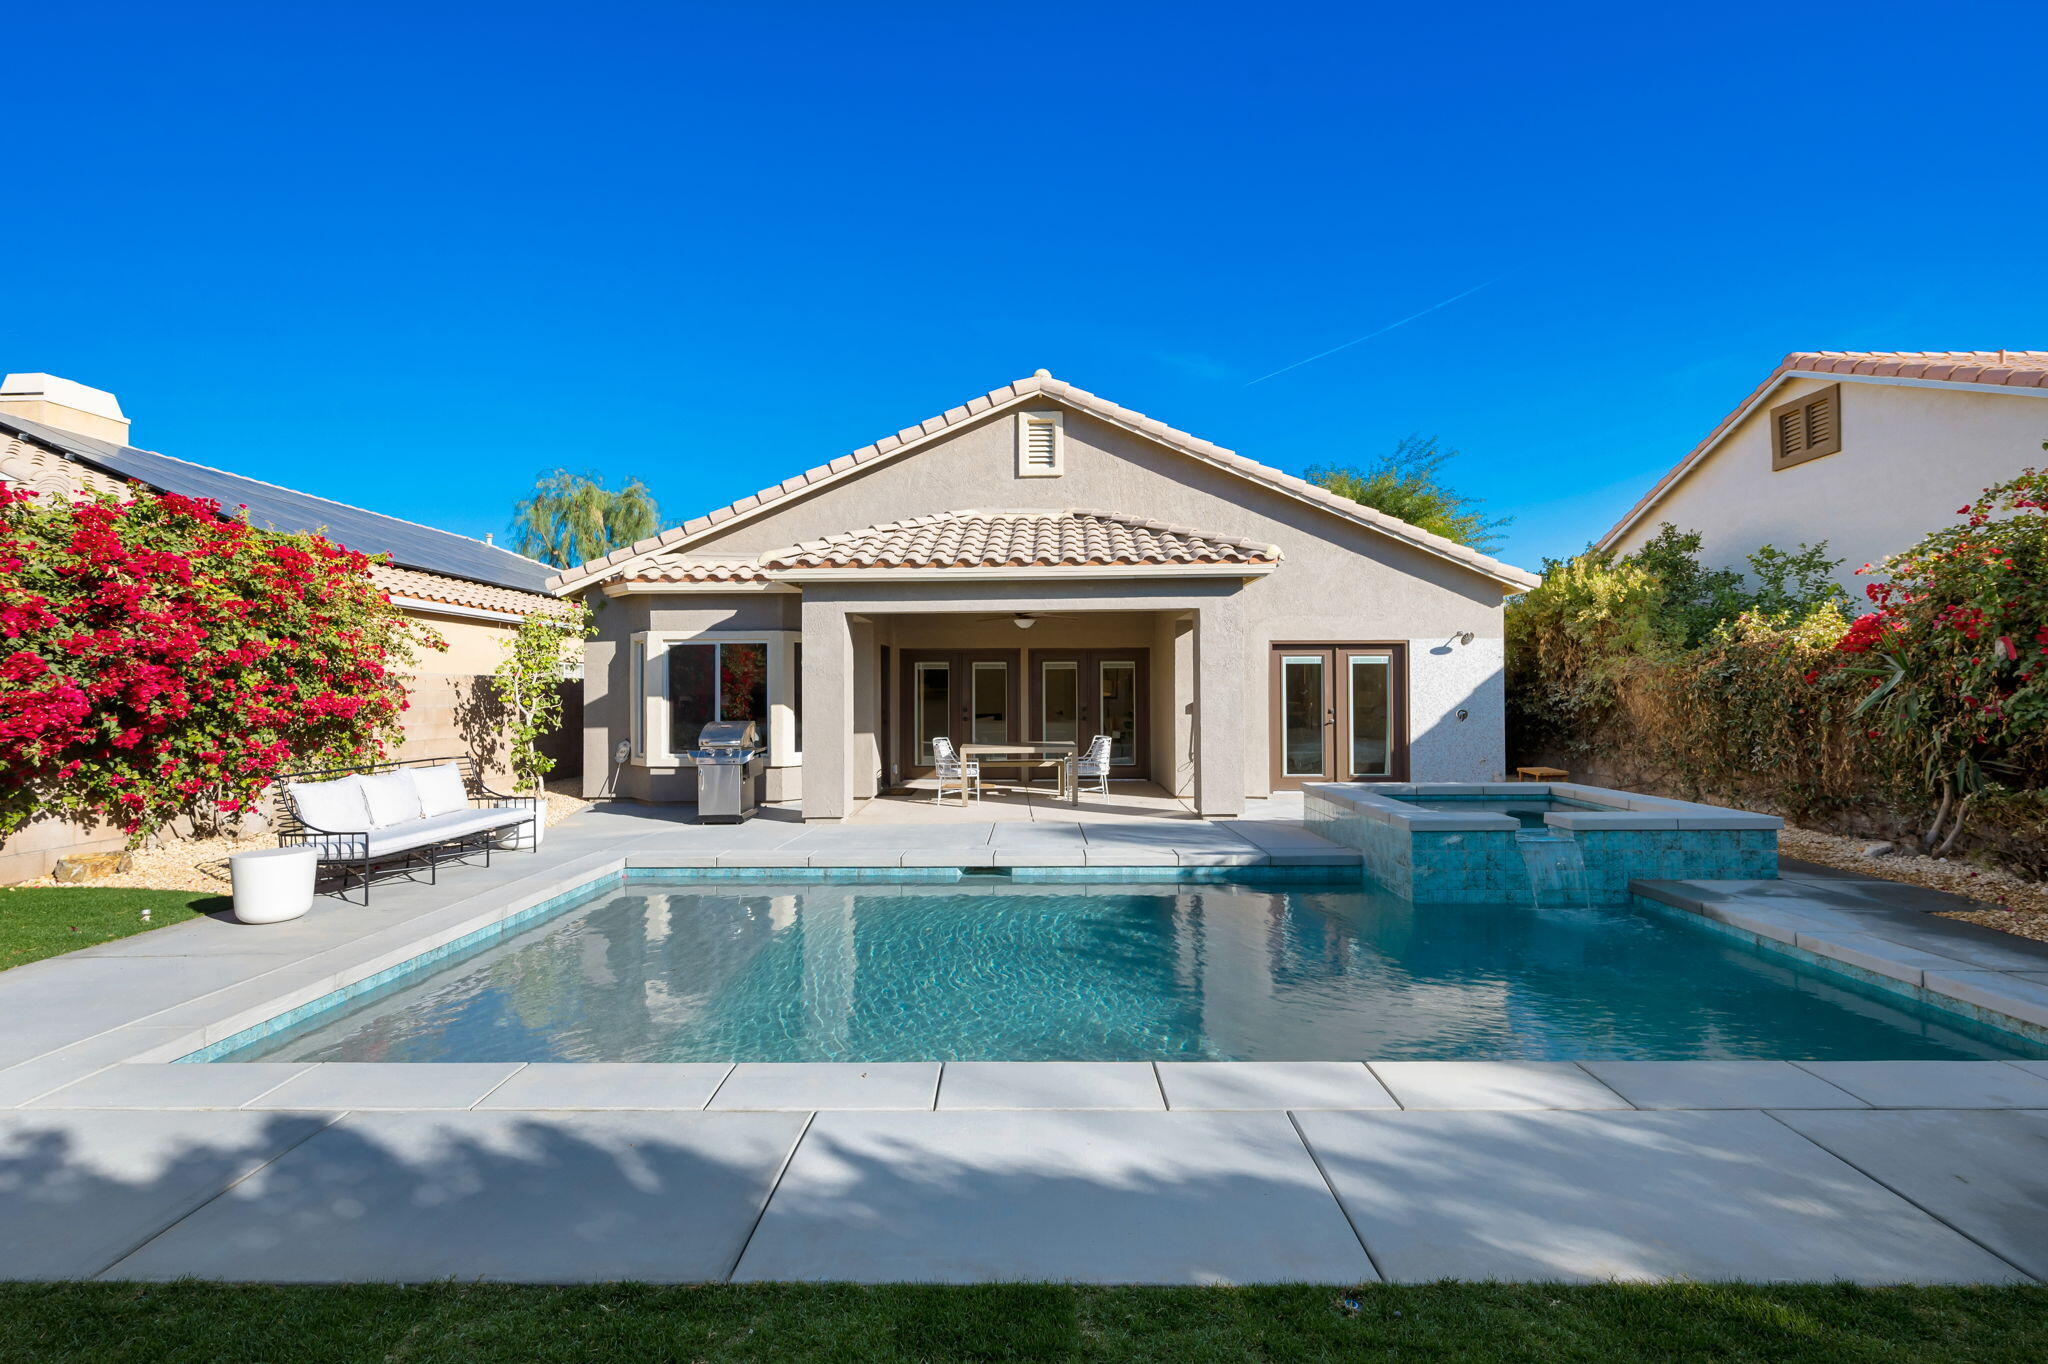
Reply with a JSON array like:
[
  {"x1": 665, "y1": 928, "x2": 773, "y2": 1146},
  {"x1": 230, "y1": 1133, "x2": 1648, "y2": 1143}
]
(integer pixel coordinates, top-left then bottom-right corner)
[{"x1": 960, "y1": 741, "x2": 1077, "y2": 801}]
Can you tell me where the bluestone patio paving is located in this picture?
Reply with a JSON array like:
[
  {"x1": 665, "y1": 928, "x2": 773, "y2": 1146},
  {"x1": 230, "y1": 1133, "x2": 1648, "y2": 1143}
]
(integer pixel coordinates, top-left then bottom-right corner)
[
  {"x1": 1368, "y1": 1061, "x2": 1631, "y2": 1110},
  {"x1": 1156, "y1": 1062, "x2": 1398, "y2": 1111},
  {"x1": 1578, "y1": 1060, "x2": 1867, "y2": 1110},
  {"x1": 938, "y1": 1062, "x2": 1164, "y2": 1110},
  {"x1": 1291, "y1": 1108, "x2": 2030, "y2": 1284},
  {"x1": 108, "y1": 1110, "x2": 809, "y2": 1283},
  {"x1": 1770, "y1": 1108, "x2": 2048, "y2": 1281},
  {"x1": 709, "y1": 1062, "x2": 941, "y2": 1111},
  {"x1": 477, "y1": 1062, "x2": 734, "y2": 1110},
  {"x1": 1792, "y1": 1061, "x2": 2048, "y2": 1109},
  {"x1": 731, "y1": 1110, "x2": 1377, "y2": 1284}
]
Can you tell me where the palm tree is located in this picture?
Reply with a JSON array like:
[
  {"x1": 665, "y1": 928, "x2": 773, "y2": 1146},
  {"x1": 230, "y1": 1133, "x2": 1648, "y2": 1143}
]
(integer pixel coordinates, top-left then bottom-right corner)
[{"x1": 509, "y1": 471, "x2": 661, "y2": 568}]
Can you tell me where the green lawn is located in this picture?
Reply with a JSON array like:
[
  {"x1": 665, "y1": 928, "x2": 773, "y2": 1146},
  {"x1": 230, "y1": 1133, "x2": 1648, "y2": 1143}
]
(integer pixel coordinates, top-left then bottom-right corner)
[
  {"x1": 3, "y1": 1283, "x2": 2045, "y2": 1363},
  {"x1": 0, "y1": 886, "x2": 230, "y2": 969}
]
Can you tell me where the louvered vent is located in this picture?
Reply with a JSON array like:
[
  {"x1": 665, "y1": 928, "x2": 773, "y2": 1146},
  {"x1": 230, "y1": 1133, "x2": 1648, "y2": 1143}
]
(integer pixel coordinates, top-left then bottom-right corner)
[
  {"x1": 1015, "y1": 411, "x2": 1064, "y2": 477},
  {"x1": 1769, "y1": 384, "x2": 1842, "y2": 470}
]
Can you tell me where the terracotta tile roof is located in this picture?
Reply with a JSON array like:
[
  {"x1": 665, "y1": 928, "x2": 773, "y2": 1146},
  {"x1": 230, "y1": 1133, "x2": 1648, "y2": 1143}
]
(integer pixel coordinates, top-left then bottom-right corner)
[
  {"x1": 756, "y1": 509, "x2": 1281, "y2": 572},
  {"x1": 552, "y1": 373, "x2": 1537, "y2": 593},
  {"x1": 372, "y1": 563, "x2": 575, "y2": 618},
  {"x1": 1600, "y1": 351, "x2": 2048, "y2": 549},
  {"x1": 622, "y1": 557, "x2": 772, "y2": 585}
]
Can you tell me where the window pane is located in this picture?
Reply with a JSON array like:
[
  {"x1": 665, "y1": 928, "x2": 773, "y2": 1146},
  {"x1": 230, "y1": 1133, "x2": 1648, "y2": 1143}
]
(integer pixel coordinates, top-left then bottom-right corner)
[
  {"x1": 668, "y1": 643, "x2": 715, "y2": 752},
  {"x1": 914, "y1": 662, "x2": 951, "y2": 763},
  {"x1": 1349, "y1": 656, "x2": 1391, "y2": 777},
  {"x1": 629, "y1": 640, "x2": 645, "y2": 757},
  {"x1": 721, "y1": 642, "x2": 769, "y2": 749},
  {"x1": 971, "y1": 661, "x2": 1009, "y2": 745},
  {"x1": 1040, "y1": 661, "x2": 1078, "y2": 746},
  {"x1": 1099, "y1": 661, "x2": 1138, "y2": 766},
  {"x1": 1281, "y1": 656, "x2": 1326, "y2": 777}
]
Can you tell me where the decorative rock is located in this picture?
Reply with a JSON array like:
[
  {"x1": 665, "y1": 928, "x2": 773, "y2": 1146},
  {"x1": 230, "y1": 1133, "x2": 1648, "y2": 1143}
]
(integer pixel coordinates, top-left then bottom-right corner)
[
  {"x1": 1858, "y1": 842, "x2": 1896, "y2": 859},
  {"x1": 52, "y1": 852, "x2": 133, "y2": 882}
]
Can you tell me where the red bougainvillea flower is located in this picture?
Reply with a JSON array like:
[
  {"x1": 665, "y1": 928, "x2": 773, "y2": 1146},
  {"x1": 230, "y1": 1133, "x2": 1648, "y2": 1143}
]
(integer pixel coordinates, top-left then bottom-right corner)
[{"x1": 0, "y1": 485, "x2": 441, "y2": 841}]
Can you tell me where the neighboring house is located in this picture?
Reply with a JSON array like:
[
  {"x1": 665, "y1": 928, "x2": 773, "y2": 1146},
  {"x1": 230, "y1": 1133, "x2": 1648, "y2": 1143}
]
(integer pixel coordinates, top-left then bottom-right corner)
[
  {"x1": 1599, "y1": 351, "x2": 2048, "y2": 585},
  {"x1": 0, "y1": 372, "x2": 571, "y2": 882},
  {"x1": 553, "y1": 371, "x2": 1540, "y2": 822}
]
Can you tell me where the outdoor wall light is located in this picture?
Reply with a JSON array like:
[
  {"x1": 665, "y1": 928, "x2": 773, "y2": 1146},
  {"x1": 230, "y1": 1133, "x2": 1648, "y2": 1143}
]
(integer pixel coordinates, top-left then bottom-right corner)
[
  {"x1": 1457, "y1": 631, "x2": 1475, "y2": 645},
  {"x1": 1013, "y1": 613, "x2": 1037, "y2": 629}
]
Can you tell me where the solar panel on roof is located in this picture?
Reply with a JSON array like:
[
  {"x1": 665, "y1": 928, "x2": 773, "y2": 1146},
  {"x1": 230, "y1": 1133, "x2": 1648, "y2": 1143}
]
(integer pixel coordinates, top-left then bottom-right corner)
[{"x1": 0, "y1": 413, "x2": 555, "y2": 594}]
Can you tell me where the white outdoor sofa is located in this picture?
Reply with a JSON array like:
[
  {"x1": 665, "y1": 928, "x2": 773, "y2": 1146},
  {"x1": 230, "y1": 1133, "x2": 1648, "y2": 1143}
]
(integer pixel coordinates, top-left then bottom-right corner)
[{"x1": 275, "y1": 756, "x2": 541, "y2": 903}]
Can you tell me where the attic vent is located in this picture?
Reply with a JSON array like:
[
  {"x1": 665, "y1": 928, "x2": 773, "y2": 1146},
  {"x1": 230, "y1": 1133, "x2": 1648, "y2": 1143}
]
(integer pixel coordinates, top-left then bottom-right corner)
[
  {"x1": 1015, "y1": 411, "x2": 1064, "y2": 478},
  {"x1": 1770, "y1": 383, "x2": 1843, "y2": 470}
]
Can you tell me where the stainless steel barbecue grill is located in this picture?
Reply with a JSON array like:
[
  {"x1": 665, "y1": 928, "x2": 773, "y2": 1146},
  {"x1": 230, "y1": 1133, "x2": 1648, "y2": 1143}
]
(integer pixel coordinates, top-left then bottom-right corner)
[{"x1": 687, "y1": 719, "x2": 765, "y2": 823}]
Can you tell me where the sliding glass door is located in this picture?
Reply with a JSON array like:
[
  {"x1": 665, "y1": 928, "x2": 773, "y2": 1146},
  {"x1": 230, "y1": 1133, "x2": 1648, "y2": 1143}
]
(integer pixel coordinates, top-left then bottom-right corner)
[{"x1": 1267, "y1": 644, "x2": 1406, "y2": 788}]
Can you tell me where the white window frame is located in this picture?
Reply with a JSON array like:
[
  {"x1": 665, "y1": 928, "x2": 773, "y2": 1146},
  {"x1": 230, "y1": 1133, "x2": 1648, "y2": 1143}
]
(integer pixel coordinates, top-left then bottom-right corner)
[
  {"x1": 629, "y1": 629, "x2": 802, "y2": 768},
  {"x1": 1014, "y1": 409, "x2": 1064, "y2": 478}
]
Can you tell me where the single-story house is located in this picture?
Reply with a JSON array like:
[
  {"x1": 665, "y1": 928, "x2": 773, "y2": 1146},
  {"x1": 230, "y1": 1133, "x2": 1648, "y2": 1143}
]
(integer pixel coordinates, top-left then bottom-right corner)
[
  {"x1": 1599, "y1": 351, "x2": 2048, "y2": 584},
  {"x1": 0, "y1": 372, "x2": 572, "y2": 881},
  {"x1": 553, "y1": 372, "x2": 1540, "y2": 821}
]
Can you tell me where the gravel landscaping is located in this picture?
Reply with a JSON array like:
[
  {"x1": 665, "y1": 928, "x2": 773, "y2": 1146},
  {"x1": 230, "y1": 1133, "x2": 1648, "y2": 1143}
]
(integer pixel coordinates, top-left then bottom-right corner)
[{"x1": 1780, "y1": 825, "x2": 2048, "y2": 943}]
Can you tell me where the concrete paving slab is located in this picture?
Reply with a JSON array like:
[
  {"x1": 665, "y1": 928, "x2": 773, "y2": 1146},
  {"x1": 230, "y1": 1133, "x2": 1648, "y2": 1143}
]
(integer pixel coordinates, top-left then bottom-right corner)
[
  {"x1": 1176, "y1": 851, "x2": 1268, "y2": 866},
  {"x1": 1294, "y1": 1108, "x2": 2027, "y2": 1284},
  {"x1": 733, "y1": 1109, "x2": 1376, "y2": 1284},
  {"x1": 1370, "y1": 1062, "x2": 1632, "y2": 1110},
  {"x1": 0, "y1": 1109, "x2": 334, "y2": 1278},
  {"x1": 0, "y1": 1028, "x2": 194, "y2": 1108},
  {"x1": 107, "y1": 1110, "x2": 808, "y2": 1283},
  {"x1": 1772, "y1": 1107, "x2": 2048, "y2": 1281},
  {"x1": 29, "y1": 1063, "x2": 313, "y2": 1110},
  {"x1": 477, "y1": 1063, "x2": 733, "y2": 1110},
  {"x1": 0, "y1": 956, "x2": 299, "y2": 1069},
  {"x1": 1157, "y1": 1062, "x2": 1396, "y2": 1111},
  {"x1": 1579, "y1": 1061, "x2": 1867, "y2": 1110},
  {"x1": 1922, "y1": 971, "x2": 2048, "y2": 1029},
  {"x1": 245, "y1": 1063, "x2": 526, "y2": 1110},
  {"x1": 1794, "y1": 1062, "x2": 2048, "y2": 1109},
  {"x1": 1789, "y1": 933, "x2": 1976, "y2": 987},
  {"x1": 939, "y1": 1062, "x2": 1164, "y2": 1110},
  {"x1": 709, "y1": 1063, "x2": 940, "y2": 1111},
  {"x1": 900, "y1": 848, "x2": 997, "y2": 867},
  {"x1": 1869, "y1": 930, "x2": 2048, "y2": 973}
]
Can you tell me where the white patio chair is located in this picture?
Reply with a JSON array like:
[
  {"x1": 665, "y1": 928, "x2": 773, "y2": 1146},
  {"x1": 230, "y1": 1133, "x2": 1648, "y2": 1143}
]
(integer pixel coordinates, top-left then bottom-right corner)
[
  {"x1": 1071, "y1": 733, "x2": 1114, "y2": 799},
  {"x1": 930, "y1": 736, "x2": 980, "y2": 805}
]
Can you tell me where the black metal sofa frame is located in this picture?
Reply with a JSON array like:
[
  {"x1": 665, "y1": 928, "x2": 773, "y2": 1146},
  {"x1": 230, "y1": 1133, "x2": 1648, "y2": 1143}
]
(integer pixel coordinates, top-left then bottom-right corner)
[{"x1": 273, "y1": 755, "x2": 541, "y2": 904}]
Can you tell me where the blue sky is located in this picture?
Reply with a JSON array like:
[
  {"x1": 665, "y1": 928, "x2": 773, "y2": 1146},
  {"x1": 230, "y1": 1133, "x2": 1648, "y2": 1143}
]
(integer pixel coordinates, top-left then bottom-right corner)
[{"x1": 6, "y1": 1, "x2": 2043, "y2": 569}]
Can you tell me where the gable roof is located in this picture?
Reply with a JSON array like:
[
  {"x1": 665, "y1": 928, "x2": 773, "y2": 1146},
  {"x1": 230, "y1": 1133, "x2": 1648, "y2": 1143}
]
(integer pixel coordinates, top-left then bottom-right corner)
[
  {"x1": 1598, "y1": 351, "x2": 2048, "y2": 551},
  {"x1": 0, "y1": 410, "x2": 557, "y2": 596},
  {"x1": 552, "y1": 372, "x2": 1539, "y2": 594},
  {"x1": 759, "y1": 509, "x2": 1281, "y2": 573}
]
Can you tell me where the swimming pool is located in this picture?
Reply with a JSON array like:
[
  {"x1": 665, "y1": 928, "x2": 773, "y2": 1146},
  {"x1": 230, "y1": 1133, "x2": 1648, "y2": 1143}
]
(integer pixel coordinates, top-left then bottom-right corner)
[
  {"x1": 1386, "y1": 793, "x2": 1604, "y2": 829},
  {"x1": 208, "y1": 876, "x2": 2042, "y2": 1064}
]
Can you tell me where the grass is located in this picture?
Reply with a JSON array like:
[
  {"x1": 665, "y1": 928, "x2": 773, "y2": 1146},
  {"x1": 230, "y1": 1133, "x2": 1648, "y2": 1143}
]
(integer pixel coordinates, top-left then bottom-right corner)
[
  {"x1": 0, "y1": 886, "x2": 229, "y2": 969},
  {"x1": 1, "y1": 1283, "x2": 2045, "y2": 1362}
]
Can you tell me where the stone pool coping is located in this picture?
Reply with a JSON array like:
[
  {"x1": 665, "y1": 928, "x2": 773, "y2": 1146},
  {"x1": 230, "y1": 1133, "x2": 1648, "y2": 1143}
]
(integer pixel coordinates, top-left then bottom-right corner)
[
  {"x1": 1306, "y1": 780, "x2": 1784, "y2": 832},
  {"x1": 1635, "y1": 875, "x2": 2048, "y2": 1045}
]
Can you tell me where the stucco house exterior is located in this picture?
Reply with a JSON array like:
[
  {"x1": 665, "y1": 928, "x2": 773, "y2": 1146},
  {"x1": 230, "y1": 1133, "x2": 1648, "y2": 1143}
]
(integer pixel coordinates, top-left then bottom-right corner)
[
  {"x1": 0, "y1": 372, "x2": 571, "y2": 881},
  {"x1": 1599, "y1": 351, "x2": 2048, "y2": 584},
  {"x1": 553, "y1": 372, "x2": 1540, "y2": 822}
]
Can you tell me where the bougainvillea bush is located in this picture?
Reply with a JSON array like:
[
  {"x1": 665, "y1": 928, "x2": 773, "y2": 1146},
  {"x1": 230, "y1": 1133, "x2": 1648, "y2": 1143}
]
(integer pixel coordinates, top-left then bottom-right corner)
[
  {"x1": 0, "y1": 484, "x2": 439, "y2": 843},
  {"x1": 1815, "y1": 469, "x2": 2048, "y2": 851}
]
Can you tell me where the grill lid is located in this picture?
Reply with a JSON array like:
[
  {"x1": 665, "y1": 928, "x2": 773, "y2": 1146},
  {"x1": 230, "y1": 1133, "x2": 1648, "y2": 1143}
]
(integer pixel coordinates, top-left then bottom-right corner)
[{"x1": 697, "y1": 719, "x2": 760, "y2": 750}]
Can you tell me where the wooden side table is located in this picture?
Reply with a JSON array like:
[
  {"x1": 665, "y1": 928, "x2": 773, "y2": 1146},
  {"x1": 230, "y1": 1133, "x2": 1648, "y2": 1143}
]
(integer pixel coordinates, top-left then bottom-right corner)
[{"x1": 1515, "y1": 766, "x2": 1569, "y2": 782}]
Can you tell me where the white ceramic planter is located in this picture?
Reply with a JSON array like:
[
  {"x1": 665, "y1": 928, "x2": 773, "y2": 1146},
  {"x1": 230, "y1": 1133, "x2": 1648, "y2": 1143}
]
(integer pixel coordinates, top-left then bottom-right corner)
[
  {"x1": 497, "y1": 800, "x2": 546, "y2": 851},
  {"x1": 230, "y1": 847, "x2": 317, "y2": 924}
]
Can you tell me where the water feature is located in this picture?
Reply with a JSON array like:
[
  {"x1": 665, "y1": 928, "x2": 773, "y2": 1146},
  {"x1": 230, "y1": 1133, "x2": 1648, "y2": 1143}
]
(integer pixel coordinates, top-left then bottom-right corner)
[{"x1": 1516, "y1": 831, "x2": 1590, "y2": 907}]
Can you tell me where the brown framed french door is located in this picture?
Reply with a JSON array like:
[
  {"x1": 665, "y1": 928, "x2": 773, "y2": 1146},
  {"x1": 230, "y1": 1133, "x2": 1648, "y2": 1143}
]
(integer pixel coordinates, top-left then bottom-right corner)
[
  {"x1": 896, "y1": 650, "x2": 1020, "y2": 777},
  {"x1": 1027, "y1": 649, "x2": 1150, "y2": 779},
  {"x1": 1268, "y1": 643, "x2": 1407, "y2": 789}
]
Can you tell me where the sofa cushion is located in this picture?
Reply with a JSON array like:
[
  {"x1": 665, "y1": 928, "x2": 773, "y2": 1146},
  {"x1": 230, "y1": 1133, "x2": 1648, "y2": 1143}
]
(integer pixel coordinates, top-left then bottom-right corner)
[
  {"x1": 297, "y1": 806, "x2": 529, "y2": 859},
  {"x1": 358, "y1": 770, "x2": 425, "y2": 827},
  {"x1": 409, "y1": 764, "x2": 471, "y2": 817},
  {"x1": 287, "y1": 776, "x2": 374, "y2": 833}
]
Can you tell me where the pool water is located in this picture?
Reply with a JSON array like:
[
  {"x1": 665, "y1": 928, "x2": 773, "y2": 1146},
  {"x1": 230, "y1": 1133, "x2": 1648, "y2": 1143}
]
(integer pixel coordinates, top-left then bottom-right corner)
[
  {"x1": 217, "y1": 879, "x2": 2041, "y2": 1064},
  {"x1": 1388, "y1": 794, "x2": 1605, "y2": 829}
]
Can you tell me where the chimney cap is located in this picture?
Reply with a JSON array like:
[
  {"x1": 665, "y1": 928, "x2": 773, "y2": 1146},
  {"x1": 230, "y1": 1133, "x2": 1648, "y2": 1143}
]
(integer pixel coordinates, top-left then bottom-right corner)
[{"x1": 1, "y1": 373, "x2": 127, "y2": 424}]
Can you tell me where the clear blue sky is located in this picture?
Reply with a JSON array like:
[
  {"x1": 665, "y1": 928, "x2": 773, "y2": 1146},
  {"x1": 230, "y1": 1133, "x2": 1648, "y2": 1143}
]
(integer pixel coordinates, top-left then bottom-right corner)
[{"x1": 7, "y1": 1, "x2": 2043, "y2": 569}]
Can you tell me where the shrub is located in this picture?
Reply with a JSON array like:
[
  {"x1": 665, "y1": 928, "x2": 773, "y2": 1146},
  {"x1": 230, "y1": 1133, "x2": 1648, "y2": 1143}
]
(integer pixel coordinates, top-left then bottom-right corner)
[
  {"x1": 1816, "y1": 469, "x2": 2048, "y2": 851},
  {"x1": 0, "y1": 484, "x2": 439, "y2": 842}
]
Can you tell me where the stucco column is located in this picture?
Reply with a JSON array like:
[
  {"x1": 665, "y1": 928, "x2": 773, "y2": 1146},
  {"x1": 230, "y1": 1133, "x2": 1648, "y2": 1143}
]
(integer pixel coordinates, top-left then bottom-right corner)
[
  {"x1": 800, "y1": 598, "x2": 855, "y2": 821},
  {"x1": 1192, "y1": 598, "x2": 1247, "y2": 817}
]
